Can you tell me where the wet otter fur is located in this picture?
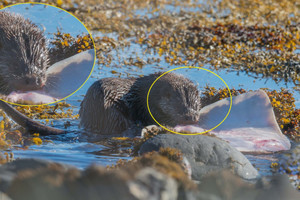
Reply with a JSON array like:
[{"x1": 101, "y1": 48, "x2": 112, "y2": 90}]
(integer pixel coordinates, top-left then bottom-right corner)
[
  {"x1": 79, "y1": 72, "x2": 201, "y2": 135},
  {"x1": 0, "y1": 72, "x2": 201, "y2": 136},
  {"x1": 0, "y1": 12, "x2": 49, "y2": 94}
]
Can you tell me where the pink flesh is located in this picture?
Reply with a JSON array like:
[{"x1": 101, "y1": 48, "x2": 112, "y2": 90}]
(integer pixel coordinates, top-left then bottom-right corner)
[
  {"x1": 6, "y1": 91, "x2": 56, "y2": 104},
  {"x1": 174, "y1": 90, "x2": 291, "y2": 153},
  {"x1": 174, "y1": 126, "x2": 290, "y2": 153}
]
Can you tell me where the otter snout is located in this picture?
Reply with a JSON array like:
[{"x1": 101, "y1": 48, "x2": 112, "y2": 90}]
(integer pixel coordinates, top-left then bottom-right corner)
[
  {"x1": 179, "y1": 115, "x2": 200, "y2": 125},
  {"x1": 177, "y1": 109, "x2": 200, "y2": 125},
  {"x1": 10, "y1": 75, "x2": 45, "y2": 91}
]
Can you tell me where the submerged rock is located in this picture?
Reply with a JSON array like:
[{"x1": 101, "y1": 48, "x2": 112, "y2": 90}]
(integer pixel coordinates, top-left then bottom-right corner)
[{"x1": 139, "y1": 134, "x2": 259, "y2": 180}]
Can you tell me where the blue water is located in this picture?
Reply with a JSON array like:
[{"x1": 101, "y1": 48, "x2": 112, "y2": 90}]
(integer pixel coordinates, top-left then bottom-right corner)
[{"x1": 1, "y1": 3, "x2": 89, "y2": 39}]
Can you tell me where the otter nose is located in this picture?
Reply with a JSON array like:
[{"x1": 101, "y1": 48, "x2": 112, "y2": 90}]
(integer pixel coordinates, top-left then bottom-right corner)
[
  {"x1": 180, "y1": 115, "x2": 198, "y2": 125},
  {"x1": 24, "y1": 76, "x2": 35, "y2": 85},
  {"x1": 184, "y1": 115, "x2": 199, "y2": 124},
  {"x1": 24, "y1": 76, "x2": 43, "y2": 87}
]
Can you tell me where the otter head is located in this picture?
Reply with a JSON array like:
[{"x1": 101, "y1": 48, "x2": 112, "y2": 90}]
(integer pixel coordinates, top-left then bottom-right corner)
[
  {"x1": 148, "y1": 73, "x2": 201, "y2": 127},
  {"x1": 0, "y1": 12, "x2": 49, "y2": 94}
]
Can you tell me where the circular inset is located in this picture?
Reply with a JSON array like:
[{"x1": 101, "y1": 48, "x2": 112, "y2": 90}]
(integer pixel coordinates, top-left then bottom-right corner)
[
  {"x1": 146, "y1": 66, "x2": 232, "y2": 135},
  {"x1": 0, "y1": 3, "x2": 96, "y2": 105}
]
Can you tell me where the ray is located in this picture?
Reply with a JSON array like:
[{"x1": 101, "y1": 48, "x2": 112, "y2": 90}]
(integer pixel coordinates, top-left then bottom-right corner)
[
  {"x1": 45, "y1": 49, "x2": 94, "y2": 98},
  {"x1": 174, "y1": 90, "x2": 291, "y2": 153}
]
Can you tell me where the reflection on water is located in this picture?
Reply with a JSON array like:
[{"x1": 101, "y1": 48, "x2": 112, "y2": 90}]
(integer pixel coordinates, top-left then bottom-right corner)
[{"x1": 12, "y1": 141, "x2": 131, "y2": 169}]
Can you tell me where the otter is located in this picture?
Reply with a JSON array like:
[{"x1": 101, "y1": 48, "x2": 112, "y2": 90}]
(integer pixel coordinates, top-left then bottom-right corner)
[
  {"x1": 0, "y1": 12, "x2": 49, "y2": 94},
  {"x1": 80, "y1": 72, "x2": 201, "y2": 135},
  {"x1": 0, "y1": 72, "x2": 201, "y2": 136}
]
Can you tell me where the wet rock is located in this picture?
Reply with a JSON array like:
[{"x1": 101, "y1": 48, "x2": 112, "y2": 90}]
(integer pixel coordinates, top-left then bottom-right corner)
[
  {"x1": 198, "y1": 170, "x2": 257, "y2": 200},
  {"x1": 6, "y1": 161, "x2": 184, "y2": 200},
  {"x1": 0, "y1": 158, "x2": 72, "y2": 192},
  {"x1": 0, "y1": 192, "x2": 12, "y2": 200},
  {"x1": 139, "y1": 134, "x2": 259, "y2": 180},
  {"x1": 1, "y1": 158, "x2": 298, "y2": 200},
  {"x1": 192, "y1": 193, "x2": 222, "y2": 200},
  {"x1": 197, "y1": 170, "x2": 300, "y2": 200},
  {"x1": 128, "y1": 167, "x2": 178, "y2": 200},
  {"x1": 7, "y1": 164, "x2": 134, "y2": 200},
  {"x1": 256, "y1": 174, "x2": 300, "y2": 200}
]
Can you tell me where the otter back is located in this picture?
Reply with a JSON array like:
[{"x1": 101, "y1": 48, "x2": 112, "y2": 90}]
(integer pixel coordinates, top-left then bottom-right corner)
[{"x1": 79, "y1": 77, "x2": 136, "y2": 135}]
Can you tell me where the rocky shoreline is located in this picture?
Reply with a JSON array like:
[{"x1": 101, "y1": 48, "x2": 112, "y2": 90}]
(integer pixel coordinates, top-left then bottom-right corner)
[{"x1": 0, "y1": 134, "x2": 299, "y2": 200}]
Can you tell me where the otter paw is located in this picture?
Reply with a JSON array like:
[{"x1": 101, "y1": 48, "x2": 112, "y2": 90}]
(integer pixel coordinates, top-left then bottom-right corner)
[{"x1": 141, "y1": 125, "x2": 163, "y2": 138}]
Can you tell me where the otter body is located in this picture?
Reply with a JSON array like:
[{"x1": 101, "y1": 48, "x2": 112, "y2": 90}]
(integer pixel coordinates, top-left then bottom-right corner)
[
  {"x1": 0, "y1": 72, "x2": 201, "y2": 136},
  {"x1": 79, "y1": 77, "x2": 136, "y2": 135},
  {"x1": 79, "y1": 73, "x2": 201, "y2": 135},
  {"x1": 0, "y1": 12, "x2": 49, "y2": 94}
]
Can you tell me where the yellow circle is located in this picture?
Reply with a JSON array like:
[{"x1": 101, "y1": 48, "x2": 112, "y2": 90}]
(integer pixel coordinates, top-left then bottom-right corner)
[
  {"x1": 146, "y1": 66, "x2": 232, "y2": 135},
  {"x1": 0, "y1": 2, "x2": 96, "y2": 106}
]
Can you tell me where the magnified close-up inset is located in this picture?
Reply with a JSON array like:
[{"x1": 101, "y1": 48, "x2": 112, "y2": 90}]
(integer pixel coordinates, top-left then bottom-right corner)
[{"x1": 0, "y1": 4, "x2": 95, "y2": 105}]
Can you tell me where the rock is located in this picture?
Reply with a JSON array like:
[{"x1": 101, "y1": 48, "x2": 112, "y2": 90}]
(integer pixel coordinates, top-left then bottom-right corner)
[
  {"x1": 139, "y1": 134, "x2": 259, "y2": 180},
  {"x1": 256, "y1": 174, "x2": 300, "y2": 200},
  {"x1": 0, "y1": 191, "x2": 12, "y2": 200},
  {"x1": 195, "y1": 193, "x2": 223, "y2": 200},
  {"x1": 128, "y1": 167, "x2": 178, "y2": 200},
  {"x1": 2, "y1": 157, "x2": 297, "y2": 200},
  {"x1": 197, "y1": 170, "x2": 300, "y2": 200},
  {"x1": 198, "y1": 170, "x2": 257, "y2": 200},
  {"x1": 7, "y1": 164, "x2": 135, "y2": 200},
  {"x1": 0, "y1": 158, "x2": 73, "y2": 193},
  {"x1": 6, "y1": 161, "x2": 183, "y2": 200}
]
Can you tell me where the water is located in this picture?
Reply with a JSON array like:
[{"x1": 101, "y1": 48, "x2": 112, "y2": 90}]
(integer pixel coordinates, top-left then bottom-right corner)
[
  {"x1": 2, "y1": 4, "x2": 90, "y2": 43},
  {"x1": 12, "y1": 142, "x2": 131, "y2": 169}
]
